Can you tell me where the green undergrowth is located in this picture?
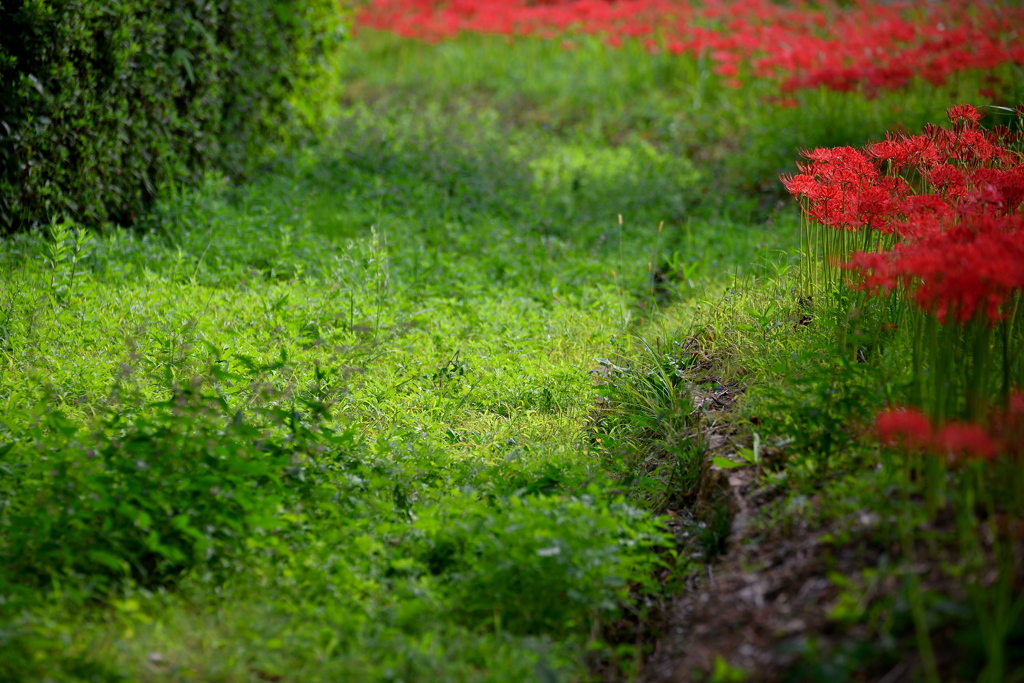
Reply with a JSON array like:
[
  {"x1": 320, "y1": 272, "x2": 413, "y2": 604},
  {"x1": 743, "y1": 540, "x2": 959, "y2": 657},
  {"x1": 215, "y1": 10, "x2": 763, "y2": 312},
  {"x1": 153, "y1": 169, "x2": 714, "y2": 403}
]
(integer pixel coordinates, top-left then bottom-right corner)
[
  {"x1": 0, "y1": 79, "x2": 793, "y2": 680},
  {"x1": 3, "y1": 27, "x2": 1022, "y2": 683},
  {"x1": 606, "y1": 251, "x2": 1024, "y2": 680},
  {"x1": 344, "y1": 30, "x2": 1023, "y2": 211}
]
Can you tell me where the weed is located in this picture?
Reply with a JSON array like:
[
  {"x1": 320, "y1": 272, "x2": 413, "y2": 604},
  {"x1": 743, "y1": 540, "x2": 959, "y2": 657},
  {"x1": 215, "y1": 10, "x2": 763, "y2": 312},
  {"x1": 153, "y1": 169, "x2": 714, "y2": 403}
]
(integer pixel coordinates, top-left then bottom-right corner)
[{"x1": 42, "y1": 219, "x2": 93, "y2": 309}]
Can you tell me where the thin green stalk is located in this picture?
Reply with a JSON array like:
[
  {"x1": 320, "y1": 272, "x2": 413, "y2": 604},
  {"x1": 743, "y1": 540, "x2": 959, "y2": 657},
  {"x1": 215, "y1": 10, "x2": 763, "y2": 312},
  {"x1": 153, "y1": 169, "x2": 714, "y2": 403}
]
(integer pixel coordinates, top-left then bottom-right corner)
[
  {"x1": 912, "y1": 307, "x2": 924, "y2": 408},
  {"x1": 1003, "y1": 295, "x2": 1021, "y2": 407},
  {"x1": 898, "y1": 479, "x2": 941, "y2": 683},
  {"x1": 966, "y1": 315, "x2": 993, "y2": 422},
  {"x1": 966, "y1": 474, "x2": 1024, "y2": 683}
]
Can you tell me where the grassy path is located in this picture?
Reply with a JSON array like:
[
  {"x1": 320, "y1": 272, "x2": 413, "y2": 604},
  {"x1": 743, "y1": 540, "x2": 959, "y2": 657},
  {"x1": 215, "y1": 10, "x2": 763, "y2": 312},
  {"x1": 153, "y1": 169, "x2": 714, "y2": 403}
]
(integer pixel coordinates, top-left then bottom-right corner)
[
  {"x1": 4, "y1": 28, "x2": 1021, "y2": 683},
  {"x1": 0, "y1": 44, "x2": 794, "y2": 681}
]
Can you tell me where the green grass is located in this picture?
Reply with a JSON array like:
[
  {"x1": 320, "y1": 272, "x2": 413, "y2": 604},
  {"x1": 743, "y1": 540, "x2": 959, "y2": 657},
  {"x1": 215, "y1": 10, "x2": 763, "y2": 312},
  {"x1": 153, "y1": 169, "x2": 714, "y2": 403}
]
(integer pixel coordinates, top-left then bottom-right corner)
[
  {"x1": 2, "y1": 26, "x2": 1022, "y2": 683},
  {"x1": 343, "y1": 30, "x2": 1023, "y2": 208},
  {"x1": 0, "y1": 60, "x2": 785, "y2": 682}
]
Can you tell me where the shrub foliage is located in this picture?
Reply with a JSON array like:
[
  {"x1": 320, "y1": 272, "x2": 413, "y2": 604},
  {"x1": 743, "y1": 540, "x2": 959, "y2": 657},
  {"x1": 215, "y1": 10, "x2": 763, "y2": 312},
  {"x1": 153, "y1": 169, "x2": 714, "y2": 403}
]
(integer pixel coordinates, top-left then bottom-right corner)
[{"x1": 0, "y1": 0, "x2": 342, "y2": 234}]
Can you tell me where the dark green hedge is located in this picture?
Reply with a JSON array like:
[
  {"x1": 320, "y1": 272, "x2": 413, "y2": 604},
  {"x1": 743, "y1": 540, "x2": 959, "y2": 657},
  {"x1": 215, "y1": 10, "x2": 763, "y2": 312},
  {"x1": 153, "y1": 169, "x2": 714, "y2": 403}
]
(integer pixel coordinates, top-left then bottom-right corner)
[{"x1": 0, "y1": 0, "x2": 343, "y2": 234}]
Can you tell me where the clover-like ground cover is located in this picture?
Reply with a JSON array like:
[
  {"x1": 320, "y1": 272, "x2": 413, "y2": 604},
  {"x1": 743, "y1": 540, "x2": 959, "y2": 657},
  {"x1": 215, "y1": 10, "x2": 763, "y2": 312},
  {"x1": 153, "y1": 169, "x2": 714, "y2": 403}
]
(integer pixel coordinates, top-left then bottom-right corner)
[{"x1": 2, "y1": 2, "x2": 1023, "y2": 681}]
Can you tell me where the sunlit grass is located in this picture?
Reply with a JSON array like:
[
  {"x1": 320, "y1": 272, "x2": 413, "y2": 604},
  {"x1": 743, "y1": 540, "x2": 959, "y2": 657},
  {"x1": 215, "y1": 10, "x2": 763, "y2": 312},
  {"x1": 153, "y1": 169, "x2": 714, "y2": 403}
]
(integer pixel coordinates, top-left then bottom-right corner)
[{"x1": 2, "y1": 21, "x2": 1022, "y2": 683}]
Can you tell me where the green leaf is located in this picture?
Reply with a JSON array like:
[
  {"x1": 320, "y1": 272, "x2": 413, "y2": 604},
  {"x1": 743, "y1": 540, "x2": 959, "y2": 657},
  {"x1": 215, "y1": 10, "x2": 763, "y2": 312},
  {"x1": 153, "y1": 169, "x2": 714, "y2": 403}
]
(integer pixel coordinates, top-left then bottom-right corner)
[
  {"x1": 45, "y1": 411, "x2": 78, "y2": 437},
  {"x1": 88, "y1": 549, "x2": 129, "y2": 574},
  {"x1": 711, "y1": 456, "x2": 750, "y2": 470},
  {"x1": 172, "y1": 48, "x2": 194, "y2": 84}
]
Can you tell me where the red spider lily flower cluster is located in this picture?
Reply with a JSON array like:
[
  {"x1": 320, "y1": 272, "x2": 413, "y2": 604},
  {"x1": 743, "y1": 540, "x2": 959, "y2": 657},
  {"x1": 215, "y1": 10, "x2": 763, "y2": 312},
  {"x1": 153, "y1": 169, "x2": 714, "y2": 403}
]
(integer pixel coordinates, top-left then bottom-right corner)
[
  {"x1": 783, "y1": 104, "x2": 1024, "y2": 324},
  {"x1": 876, "y1": 392, "x2": 1024, "y2": 464},
  {"x1": 356, "y1": 0, "x2": 1024, "y2": 95}
]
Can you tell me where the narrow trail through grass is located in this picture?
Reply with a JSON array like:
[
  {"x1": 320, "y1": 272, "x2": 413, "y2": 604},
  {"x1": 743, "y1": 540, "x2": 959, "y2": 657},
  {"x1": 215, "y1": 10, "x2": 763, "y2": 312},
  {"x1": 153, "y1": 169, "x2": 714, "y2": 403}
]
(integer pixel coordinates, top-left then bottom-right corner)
[
  {"x1": 4, "y1": 24, "x2": 1021, "y2": 683},
  {"x1": 0, "y1": 44, "x2": 796, "y2": 681}
]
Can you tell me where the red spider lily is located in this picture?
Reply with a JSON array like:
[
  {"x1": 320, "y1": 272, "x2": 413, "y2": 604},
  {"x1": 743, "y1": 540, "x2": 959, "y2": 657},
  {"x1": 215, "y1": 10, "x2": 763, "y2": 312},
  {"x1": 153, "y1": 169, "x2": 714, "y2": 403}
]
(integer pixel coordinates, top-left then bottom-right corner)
[
  {"x1": 876, "y1": 393, "x2": 1024, "y2": 464},
  {"x1": 787, "y1": 104, "x2": 1024, "y2": 324},
  {"x1": 898, "y1": 194, "x2": 956, "y2": 237},
  {"x1": 876, "y1": 406, "x2": 933, "y2": 449},
  {"x1": 935, "y1": 422, "x2": 998, "y2": 463},
  {"x1": 868, "y1": 133, "x2": 943, "y2": 172},
  {"x1": 947, "y1": 103, "x2": 984, "y2": 127},
  {"x1": 970, "y1": 167, "x2": 1024, "y2": 215},
  {"x1": 783, "y1": 147, "x2": 910, "y2": 231},
  {"x1": 926, "y1": 164, "x2": 968, "y2": 199},
  {"x1": 356, "y1": 0, "x2": 1024, "y2": 96},
  {"x1": 846, "y1": 213, "x2": 1024, "y2": 324},
  {"x1": 785, "y1": 105, "x2": 1024, "y2": 472}
]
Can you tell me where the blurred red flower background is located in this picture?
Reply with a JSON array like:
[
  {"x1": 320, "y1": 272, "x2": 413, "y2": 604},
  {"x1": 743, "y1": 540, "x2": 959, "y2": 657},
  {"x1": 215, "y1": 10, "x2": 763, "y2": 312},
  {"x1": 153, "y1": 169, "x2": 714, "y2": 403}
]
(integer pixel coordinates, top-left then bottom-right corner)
[{"x1": 356, "y1": 0, "x2": 1024, "y2": 95}]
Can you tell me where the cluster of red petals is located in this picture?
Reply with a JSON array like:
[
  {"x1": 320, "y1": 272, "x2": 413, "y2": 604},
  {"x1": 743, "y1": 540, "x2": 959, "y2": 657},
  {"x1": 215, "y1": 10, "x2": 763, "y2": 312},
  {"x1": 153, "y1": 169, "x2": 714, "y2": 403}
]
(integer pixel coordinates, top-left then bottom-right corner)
[
  {"x1": 782, "y1": 146, "x2": 909, "y2": 231},
  {"x1": 356, "y1": 0, "x2": 1024, "y2": 94},
  {"x1": 847, "y1": 215, "x2": 1024, "y2": 324},
  {"x1": 784, "y1": 104, "x2": 1024, "y2": 324},
  {"x1": 876, "y1": 394, "x2": 1024, "y2": 464}
]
